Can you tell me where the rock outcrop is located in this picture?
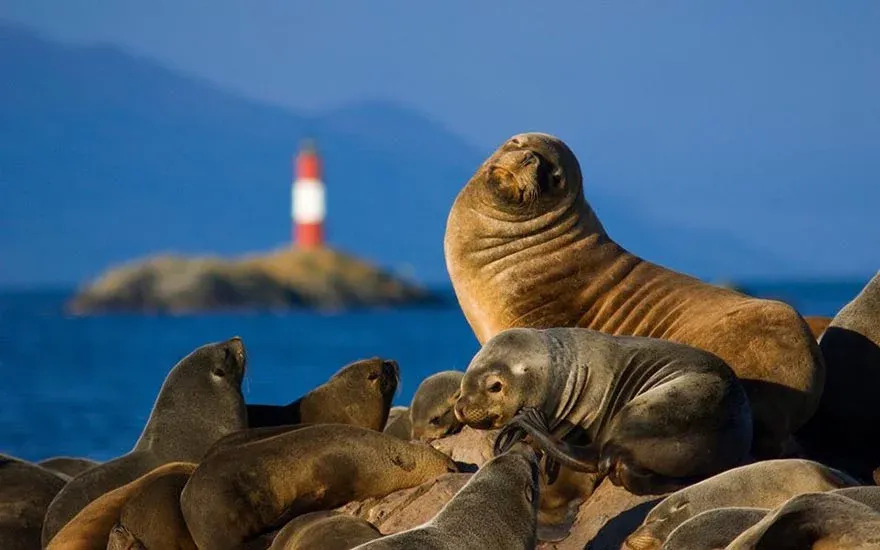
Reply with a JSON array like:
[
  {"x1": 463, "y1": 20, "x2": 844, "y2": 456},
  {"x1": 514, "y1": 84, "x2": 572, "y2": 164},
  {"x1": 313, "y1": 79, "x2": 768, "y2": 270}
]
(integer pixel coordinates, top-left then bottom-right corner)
[{"x1": 68, "y1": 247, "x2": 440, "y2": 314}]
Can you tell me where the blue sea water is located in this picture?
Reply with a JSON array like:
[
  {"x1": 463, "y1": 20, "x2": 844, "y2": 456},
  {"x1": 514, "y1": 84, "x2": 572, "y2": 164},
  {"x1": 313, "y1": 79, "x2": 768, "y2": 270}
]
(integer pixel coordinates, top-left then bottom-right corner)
[{"x1": 0, "y1": 280, "x2": 868, "y2": 464}]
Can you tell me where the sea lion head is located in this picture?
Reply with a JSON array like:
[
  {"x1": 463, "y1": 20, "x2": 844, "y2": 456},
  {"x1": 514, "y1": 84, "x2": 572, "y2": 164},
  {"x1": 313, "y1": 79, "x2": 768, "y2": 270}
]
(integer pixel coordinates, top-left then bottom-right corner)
[
  {"x1": 139, "y1": 337, "x2": 248, "y2": 455},
  {"x1": 624, "y1": 494, "x2": 693, "y2": 550},
  {"x1": 471, "y1": 132, "x2": 583, "y2": 217},
  {"x1": 454, "y1": 328, "x2": 551, "y2": 429},
  {"x1": 300, "y1": 357, "x2": 400, "y2": 431},
  {"x1": 410, "y1": 370, "x2": 465, "y2": 442}
]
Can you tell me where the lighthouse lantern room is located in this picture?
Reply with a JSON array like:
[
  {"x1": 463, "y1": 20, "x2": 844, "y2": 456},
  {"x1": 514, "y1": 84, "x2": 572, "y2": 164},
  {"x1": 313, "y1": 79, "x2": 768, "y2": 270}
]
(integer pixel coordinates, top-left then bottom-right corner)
[{"x1": 291, "y1": 139, "x2": 326, "y2": 249}]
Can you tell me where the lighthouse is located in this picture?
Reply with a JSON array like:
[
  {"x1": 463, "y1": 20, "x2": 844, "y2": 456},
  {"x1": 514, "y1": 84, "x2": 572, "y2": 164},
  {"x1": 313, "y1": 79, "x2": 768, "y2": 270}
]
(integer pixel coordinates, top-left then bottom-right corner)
[{"x1": 291, "y1": 139, "x2": 326, "y2": 249}]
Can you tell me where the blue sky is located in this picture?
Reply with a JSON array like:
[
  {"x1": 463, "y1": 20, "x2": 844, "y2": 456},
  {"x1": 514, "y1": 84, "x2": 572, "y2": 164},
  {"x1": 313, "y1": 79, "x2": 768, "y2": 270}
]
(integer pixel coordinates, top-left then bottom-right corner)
[
  {"x1": 2, "y1": 1, "x2": 879, "y2": 282},
  {"x1": 4, "y1": 1, "x2": 878, "y2": 150}
]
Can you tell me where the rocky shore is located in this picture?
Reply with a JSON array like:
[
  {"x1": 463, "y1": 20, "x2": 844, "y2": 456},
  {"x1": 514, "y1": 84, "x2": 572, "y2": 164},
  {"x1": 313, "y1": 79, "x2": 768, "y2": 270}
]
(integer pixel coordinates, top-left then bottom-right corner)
[{"x1": 67, "y1": 247, "x2": 441, "y2": 314}]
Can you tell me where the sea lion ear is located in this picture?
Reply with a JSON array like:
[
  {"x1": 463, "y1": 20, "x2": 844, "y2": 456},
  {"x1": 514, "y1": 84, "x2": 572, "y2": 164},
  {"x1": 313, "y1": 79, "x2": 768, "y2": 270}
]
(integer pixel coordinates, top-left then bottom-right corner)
[{"x1": 510, "y1": 363, "x2": 528, "y2": 376}]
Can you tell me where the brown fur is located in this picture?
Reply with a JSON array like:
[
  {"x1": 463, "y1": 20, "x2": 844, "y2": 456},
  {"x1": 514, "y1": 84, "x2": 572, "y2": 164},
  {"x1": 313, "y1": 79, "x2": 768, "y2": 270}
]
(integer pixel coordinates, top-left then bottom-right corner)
[
  {"x1": 799, "y1": 272, "x2": 880, "y2": 481},
  {"x1": 444, "y1": 132, "x2": 824, "y2": 457},
  {"x1": 269, "y1": 511, "x2": 381, "y2": 550},
  {"x1": 246, "y1": 358, "x2": 399, "y2": 431},
  {"x1": 179, "y1": 424, "x2": 458, "y2": 550},
  {"x1": 46, "y1": 462, "x2": 196, "y2": 550},
  {"x1": 110, "y1": 469, "x2": 196, "y2": 550}
]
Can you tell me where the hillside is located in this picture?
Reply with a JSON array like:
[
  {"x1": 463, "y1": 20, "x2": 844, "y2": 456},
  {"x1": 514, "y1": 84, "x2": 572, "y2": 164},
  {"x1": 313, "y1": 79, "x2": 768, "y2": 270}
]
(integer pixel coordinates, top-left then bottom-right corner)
[
  {"x1": 67, "y1": 247, "x2": 439, "y2": 314},
  {"x1": 1, "y1": 23, "x2": 795, "y2": 287}
]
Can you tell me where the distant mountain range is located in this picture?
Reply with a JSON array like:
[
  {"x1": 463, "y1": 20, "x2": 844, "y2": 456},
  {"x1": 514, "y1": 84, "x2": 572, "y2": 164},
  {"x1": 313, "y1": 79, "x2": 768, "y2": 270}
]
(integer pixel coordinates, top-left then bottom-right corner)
[{"x1": 0, "y1": 23, "x2": 871, "y2": 288}]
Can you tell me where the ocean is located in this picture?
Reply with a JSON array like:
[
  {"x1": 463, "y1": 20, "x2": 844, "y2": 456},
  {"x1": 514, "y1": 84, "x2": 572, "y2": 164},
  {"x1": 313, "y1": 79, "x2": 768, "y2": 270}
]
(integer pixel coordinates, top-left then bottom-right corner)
[{"x1": 0, "y1": 280, "x2": 868, "y2": 463}]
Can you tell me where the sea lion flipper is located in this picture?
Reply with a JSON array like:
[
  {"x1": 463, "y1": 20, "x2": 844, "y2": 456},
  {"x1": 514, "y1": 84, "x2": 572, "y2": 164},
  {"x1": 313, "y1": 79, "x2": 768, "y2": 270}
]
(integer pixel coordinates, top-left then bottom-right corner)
[
  {"x1": 493, "y1": 424, "x2": 527, "y2": 456},
  {"x1": 501, "y1": 408, "x2": 601, "y2": 475}
]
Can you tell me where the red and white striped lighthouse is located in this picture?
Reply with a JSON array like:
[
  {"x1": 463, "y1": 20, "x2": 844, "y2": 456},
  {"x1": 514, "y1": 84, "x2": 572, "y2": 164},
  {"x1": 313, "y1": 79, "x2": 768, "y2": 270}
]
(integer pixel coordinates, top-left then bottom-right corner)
[{"x1": 291, "y1": 139, "x2": 326, "y2": 249}]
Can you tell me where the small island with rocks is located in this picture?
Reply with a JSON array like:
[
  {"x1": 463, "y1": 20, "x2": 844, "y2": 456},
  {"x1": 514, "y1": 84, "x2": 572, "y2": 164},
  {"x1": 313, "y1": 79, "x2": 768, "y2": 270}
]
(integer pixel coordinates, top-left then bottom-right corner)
[{"x1": 67, "y1": 247, "x2": 442, "y2": 314}]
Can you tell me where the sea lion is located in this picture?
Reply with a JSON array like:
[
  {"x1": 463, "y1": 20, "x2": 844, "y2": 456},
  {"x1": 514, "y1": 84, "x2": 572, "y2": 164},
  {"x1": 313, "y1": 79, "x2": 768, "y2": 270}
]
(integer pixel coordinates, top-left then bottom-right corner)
[
  {"x1": 246, "y1": 357, "x2": 399, "y2": 430},
  {"x1": 828, "y1": 486, "x2": 880, "y2": 513},
  {"x1": 37, "y1": 458, "x2": 100, "y2": 480},
  {"x1": 269, "y1": 511, "x2": 381, "y2": 550},
  {"x1": 41, "y1": 337, "x2": 248, "y2": 545},
  {"x1": 660, "y1": 507, "x2": 769, "y2": 550},
  {"x1": 726, "y1": 491, "x2": 880, "y2": 549},
  {"x1": 410, "y1": 371, "x2": 464, "y2": 442},
  {"x1": 383, "y1": 406, "x2": 413, "y2": 441},
  {"x1": 46, "y1": 462, "x2": 196, "y2": 550},
  {"x1": 798, "y1": 271, "x2": 880, "y2": 481},
  {"x1": 107, "y1": 467, "x2": 196, "y2": 550},
  {"x1": 623, "y1": 458, "x2": 859, "y2": 550},
  {"x1": 444, "y1": 131, "x2": 824, "y2": 459},
  {"x1": 455, "y1": 327, "x2": 753, "y2": 495},
  {"x1": 804, "y1": 315, "x2": 832, "y2": 340},
  {"x1": 351, "y1": 444, "x2": 540, "y2": 550},
  {"x1": 179, "y1": 424, "x2": 458, "y2": 550},
  {"x1": 0, "y1": 454, "x2": 67, "y2": 550}
]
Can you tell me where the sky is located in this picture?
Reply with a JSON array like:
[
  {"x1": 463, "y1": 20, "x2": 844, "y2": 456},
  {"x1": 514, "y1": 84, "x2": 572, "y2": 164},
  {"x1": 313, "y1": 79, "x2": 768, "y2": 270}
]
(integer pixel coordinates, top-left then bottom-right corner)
[
  {"x1": 2, "y1": 1, "x2": 879, "y2": 282},
  {"x1": 3, "y1": 1, "x2": 878, "y2": 151}
]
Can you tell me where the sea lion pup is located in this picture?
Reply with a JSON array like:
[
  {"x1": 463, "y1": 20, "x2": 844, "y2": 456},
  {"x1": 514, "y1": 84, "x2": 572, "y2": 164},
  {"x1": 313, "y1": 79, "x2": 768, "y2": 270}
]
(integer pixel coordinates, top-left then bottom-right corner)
[
  {"x1": 410, "y1": 371, "x2": 465, "y2": 442},
  {"x1": 659, "y1": 507, "x2": 769, "y2": 550},
  {"x1": 444, "y1": 131, "x2": 824, "y2": 459},
  {"x1": 38, "y1": 458, "x2": 100, "y2": 480},
  {"x1": 179, "y1": 424, "x2": 458, "y2": 550},
  {"x1": 41, "y1": 337, "x2": 248, "y2": 546},
  {"x1": 456, "y1": 327, "x2": 753, "y2": 495},
  {"x1": 45, "y1": 462, "x2": 196, "y2": 550},
  {"x1": 106, "y1": 467, "x2": 196, "y2": 550},
  {"x1": 246, "y1": 357, "x2": 399, "y2": 430},
  {"x1": 798, "y1": 271, "x2": 880, "y2": 481},
  {"x1": 269, "y1": 511, "x2": 381, "y2": 550},
  {"x1": 351, "y1": 444, "x2": 540, "y2": 550},
  {"x1": 0, "y1": 453, "x2": 67, "y2": 550},
  {"x1": 623, "y1": 458, "x2": 859, "y2": 550},
  {"x1": 726, "y1": 491, "x2": 880, "y2": 550},
  {"x1": 382, "y1": 406, "x2": 413, "y2": 440}
]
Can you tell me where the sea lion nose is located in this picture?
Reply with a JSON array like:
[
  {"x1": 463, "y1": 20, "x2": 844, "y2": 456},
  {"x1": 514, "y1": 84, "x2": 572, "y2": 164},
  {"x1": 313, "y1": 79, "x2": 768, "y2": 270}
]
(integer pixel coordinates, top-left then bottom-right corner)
[
  {"x1": 381, "y1": 359, "x2": 399, "y2": 379},
  {"x1": 224, "y1": 337, "x2": 246, "y2": 366},
  {"x1": 453, "y1": 398, "x2": 468, "y2": 423}
]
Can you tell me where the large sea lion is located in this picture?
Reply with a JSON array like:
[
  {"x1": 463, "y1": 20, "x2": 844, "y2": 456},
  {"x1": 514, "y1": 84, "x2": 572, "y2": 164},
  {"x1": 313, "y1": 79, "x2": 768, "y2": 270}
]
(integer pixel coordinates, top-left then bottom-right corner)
[
  {"x1": 46, "y1": 462, "x2": 196, "y2": 550},
  {"x1": 41, "y1": 337, "x2": 248, "y2": 545},
  {"x1": 726, "y1": 491, "x2": 880, "y2": 549},
  {"x1": 455, "y1": 327, "x2": 753, "y2": 495},
  {"x1": 410, "y1": 371, "x2": 465, "y2": 442},
  {"x1": 37, "y1": 458, "x2": 100, "y2": 480},
  {"x1": 179, "y1": 424, "x2": 458, "y2": 550},
  {"x1": 660, "y1": 507, "x2": 769, "y2": 550},
  {"x1": 269, "y1": 511, "x2": 382, "y2": 550},
  {"x1": 798, "y1": 271, "x2": 880, "y2": 481},
  {"x1": 444, "y1": 132, "x2": 824, "y2": 458},
  {"x1": 351, "y1": 445, "x2": 540, "y2": 550},
  {"x1": 246, "y1": 357, "x2": 399, "y2": 430},
  {"x1": 107, "y1": 466, "x2": 196, "y2": 550},
  {"x1": 0, "y1": 454, "x2": 67, "y2": 550},
  {"x1": 623, "y1": 458, "x2": 859, "y2": 550}
]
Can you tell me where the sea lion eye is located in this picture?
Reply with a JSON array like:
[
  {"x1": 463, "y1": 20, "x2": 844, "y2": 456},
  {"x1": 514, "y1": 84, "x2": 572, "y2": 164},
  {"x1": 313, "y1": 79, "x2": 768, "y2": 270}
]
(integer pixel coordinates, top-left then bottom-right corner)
[
  {"x1": 430, "y1": 416, "x2": 441, "y2": 426},
  {"x1": 488, "y1": 381, "x2": 503, "y2": 393},
  {"x1": 368, "y1": 372, "x2": 380, "y2": 381},
  {"x1": 212, "y1": 367, "x2": 227, "y2": 378}
]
